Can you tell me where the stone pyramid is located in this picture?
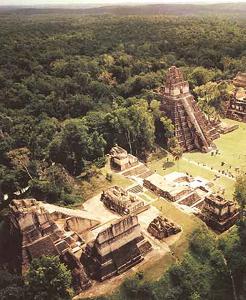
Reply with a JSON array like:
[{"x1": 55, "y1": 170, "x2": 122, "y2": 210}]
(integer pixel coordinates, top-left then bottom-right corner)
[{"x1": 160, "y1": 66, "x2": 219, "y2": 152}]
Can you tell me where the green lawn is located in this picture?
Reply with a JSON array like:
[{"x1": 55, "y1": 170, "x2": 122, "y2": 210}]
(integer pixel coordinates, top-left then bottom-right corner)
[
  {"x1": 139, "y1": 193, "x2": 152, "y2": 202},
  {"x1": 153, "y1": 199, "x2": 204, "y2": 257},
  {"x1": 140, "y1": 198, "x2": 203, "y2": 282},
  {"x1": 72, "y1": 166, "x2": 133, "y2": 207},
  {"x1": 148, "y1": 119, "x2": 246, "y2": 199}
]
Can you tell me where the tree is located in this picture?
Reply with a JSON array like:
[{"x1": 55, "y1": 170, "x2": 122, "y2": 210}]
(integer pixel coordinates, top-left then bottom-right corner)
[
  {"x1": 26, "y1": 256, "x2": 72, "y2": 300},
  {"x1": 105, "y1": 100, "x2": 155, "y2": 157},
  {"x1": 188, "y1": 66, "x2": 222, "y2": 88},
  {"x1": 6, "y1": 147, "x2": 33, "y2": 180},
  {"x1": 120, "y1": 274, "x2": 154, "y2": 300},
  {"x1": 219, "y1": 220, "x2": 246, "y2": 300},
  {"x1": 0, "y1": 270, "x2": 25, "y2": 300},
  {"x1": 234, "y1": 174, "x2": 246, "y2": 212},
  {"x1": 194, "y1": 81, "x2": 234, "y2": 116},
  {"x1": 49, "y1": 120, "x2": 106, "y2": 176},
  {"x1": 168, "y1": 137, "x2": 183, "y2": 161}
]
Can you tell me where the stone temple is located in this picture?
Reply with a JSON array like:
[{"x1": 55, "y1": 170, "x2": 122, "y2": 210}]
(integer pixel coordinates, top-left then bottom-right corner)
[
  {"x1": 199, "y1": 194, "x2": 239, "y2": 232},
  {"x1": 226, "y1": 72, "x2": 246, "y2": 122},
  {"x1": 109, "y1": 145, "x2": 138, "y2": 171},
  {"x1": 100, "y1": 185, "x2": 149, "y2": 216},
  {"x1": 4, "y1": 199, "x2": 91, "y2": 292},
  {"x1": 160, "y1": 66, "x2": 219, "y2": 152},
  {"x1": 81, "y1": 215, "x2": 152, "y2": 281}
]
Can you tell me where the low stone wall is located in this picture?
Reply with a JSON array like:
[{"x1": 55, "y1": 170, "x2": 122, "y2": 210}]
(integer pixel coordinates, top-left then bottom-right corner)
[{"x1": 65, "y1": 217, "x2": 99, "y2": 234}]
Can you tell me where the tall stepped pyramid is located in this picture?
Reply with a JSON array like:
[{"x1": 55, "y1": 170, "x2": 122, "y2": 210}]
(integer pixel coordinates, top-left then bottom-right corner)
[{"x1": 160, "y1": 66, "x2": 220, "y2": 152}]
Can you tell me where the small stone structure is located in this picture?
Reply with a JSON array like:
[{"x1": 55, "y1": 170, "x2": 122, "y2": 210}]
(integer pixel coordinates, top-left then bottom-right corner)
[
  {"x1": 218, "y1": 122, "x2": 239, "y2": 134},
  {"x1": 199, "y1": 194, "x2": 239, "y2": 232},
  {"x1": 81, "y1": 215, "x2": 152, "y2": 281},
  {"x1": 226, "y1": 72, "x2": 246, "y2": 122},
  {"x1": 6, "y1": 199, "x2": 91, "y2": 291},
  {"x1": 144, "y1": 172, "x2": 212, "y2": 208},
  {"x1": 101, "y1": 186, "x2": 149, "y2": 215},
  {"x1": 143, "y1": 173, "x2": 197, "y2": 202},
  {"x1": 147, "y1": 216, "x2": 181, "y2": 240},
  {"x1": 109, "y1": 145, "x2": 138, "y2": 171},
  {"x1": 233, "y1": 72, "x2": 246, "y2": 88},
  {"x1": 160, "y1": 66, "x2": 219, "y2": 152}
]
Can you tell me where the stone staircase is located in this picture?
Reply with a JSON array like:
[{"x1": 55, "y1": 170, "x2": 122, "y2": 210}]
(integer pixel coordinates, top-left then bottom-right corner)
[
  {"x1": 122, "y1": 163, "x2": 154, "y2": 179},
  {"x1": 127, "y1": 185, "x2": 143, "y2": 194}
]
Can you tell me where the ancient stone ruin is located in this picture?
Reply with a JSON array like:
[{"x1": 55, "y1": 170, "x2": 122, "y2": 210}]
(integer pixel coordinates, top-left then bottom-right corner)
[
  {"x1": 81, "y1": 215, "x2": 152, "y2": 281},
  {"x1": 5, "y1": 199, "x2": 91, "y2": 291},
  {"x1": 143, "y1": 172, "x2": 213, "y2": 209},
  {"x1": 143, "y1": 173, "x2": 198, "y2": 203},
  {"x1": 101, "y1": 185, "x2": 149, "y2": 215},
  {"x1": 226, "y1": 72, "x2": 246, "y2": 122},
  {"x1": 147, "y1": 216, "x2": 181, "y2": 240},
  {"x1": 109, "y1": 144, "x2": 138, "y2": 171},
  {"x1": 233, "y1": 72, "x2": 246, "y2": 88},
  {"x1": 199, "y1": 194, "x2": 239, "y2": 232},
  {"x1": 160, "y1": 66, "x2": 219, "y2": 152}
]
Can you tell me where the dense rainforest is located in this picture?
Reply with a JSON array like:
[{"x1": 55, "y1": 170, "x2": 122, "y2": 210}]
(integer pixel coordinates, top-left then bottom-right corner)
[{"x1": 1, "y1": 13, "x2": 246, "y2": 204}]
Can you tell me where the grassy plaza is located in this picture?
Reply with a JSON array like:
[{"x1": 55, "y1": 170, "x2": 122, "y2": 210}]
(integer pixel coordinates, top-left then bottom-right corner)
[{"x1": 148, "y1": 119, "x2": 246, "y2": 199}]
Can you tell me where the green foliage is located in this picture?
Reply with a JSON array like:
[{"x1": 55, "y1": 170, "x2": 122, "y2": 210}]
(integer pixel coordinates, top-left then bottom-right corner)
[
  {"x1": 234, "y1": 174, "x2": 246, "y2": 210},
  {"x1": 48, "y1": 119, "x2": 106, "y2": 176},
  {"x1": 188, "y1": 67, "x2": 222, "y2": 88},
  {"x1": 1, "y1": 14, "x2": 246, "y2": 196},
  {"x1": 168, "y1": 137, "x2": 183, "y2": 161},
  {"x1": 26, "y1": 256, "x2": 72, "y2": 300},
  {"x1": 118, "y1": 228, "x2": 232, "y2": 300},
  {"x1": 0, "y1": 270, "x2": 25, "y2": 300},
  {"x1": 106, "y1": 173, "x2": 113, "y2": 182},
  {"x1": 194, "y1": 81, "x2": 234, "y2": 116},
  {"x1": 219, "y1": 219, "x2": 246, "y2": 300}
]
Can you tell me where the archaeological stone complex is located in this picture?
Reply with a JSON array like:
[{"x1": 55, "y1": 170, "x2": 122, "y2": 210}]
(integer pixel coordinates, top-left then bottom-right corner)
[
  {"x1": 5, "y1": 199, "x2": 91, "y2": 291},
  {"x1": 143, "y1": 171, "x2": 211, "y2": 208},
  {"x1": 81, "y1": 215, "x2": 152, "y2": 281},
  {"x1": 226, "y1": 72, "x2": 246, "y2": 122},
  {"x1": 147, "y1": 216, "x2": 181, "y2": 240},
  {"x1": 199, "y1": 194, "x2": 239, "y2": 232},
  {"x1": 2, "y1": 197, "x2": 155, "y2": 291},
  {"x1": 160, "y1": 66, "x2": 220, "y2": 152},
  {"x1": 144, "y1": 173, "x2": 195, "y2": 202},
  {"x1": 101, "y1": 185, "x2": 149, "y2": 215},
  {"x1": 109, "y1": 145, "x2": 138, "y2": 171}
]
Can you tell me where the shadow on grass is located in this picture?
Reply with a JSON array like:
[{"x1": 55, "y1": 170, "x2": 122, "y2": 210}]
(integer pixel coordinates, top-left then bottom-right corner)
[{"x1": 163, "y1": 161, "x2": 175, "y2": 169}]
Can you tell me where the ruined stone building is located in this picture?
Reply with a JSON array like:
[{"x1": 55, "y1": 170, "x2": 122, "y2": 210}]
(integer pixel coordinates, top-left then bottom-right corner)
[
  {"x1": 233, "y1": 72, "x2": 246, "y2": 88},
  {"x1": 226, "y1": 72, "x2": 246, "y2": 122},
  {"x1": 160, "y1": 66, "x2": 219, "y2": 152},
  {"x1": 81, "y1": 215, "x2": 152, "y2": 281},
  {"x1": 144, "y1": 172, "x2": 212, "y2": 208},
  {"x1": 5, "y1": 199, "x2": 91, "y2": 291},
  {"x1": 199, "y1": 194, "x2": 239, "y2": 232},
  {"x1": 147, "y1": 216, "x2": 181, "y2": 240},
  {"x1": 101, "y1": 186, "x2": 149, "y2": 215},
  {"x1": 109, "y1": 145, "x2": 138, "y2": 171},
  {"x1": 143, "y1": 173, "x2": 199, "y2": 203}
]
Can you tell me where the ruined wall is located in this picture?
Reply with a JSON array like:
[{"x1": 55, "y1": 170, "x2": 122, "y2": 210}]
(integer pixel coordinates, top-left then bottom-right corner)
[{"x1": 65, "y1": 216, "x2": 99, "y2": 234}]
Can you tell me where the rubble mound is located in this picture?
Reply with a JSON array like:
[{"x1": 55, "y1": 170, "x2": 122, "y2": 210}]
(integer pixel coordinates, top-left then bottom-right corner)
[{"x1": 147, "y1": 216, "x2": 181, "y2": 240}]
